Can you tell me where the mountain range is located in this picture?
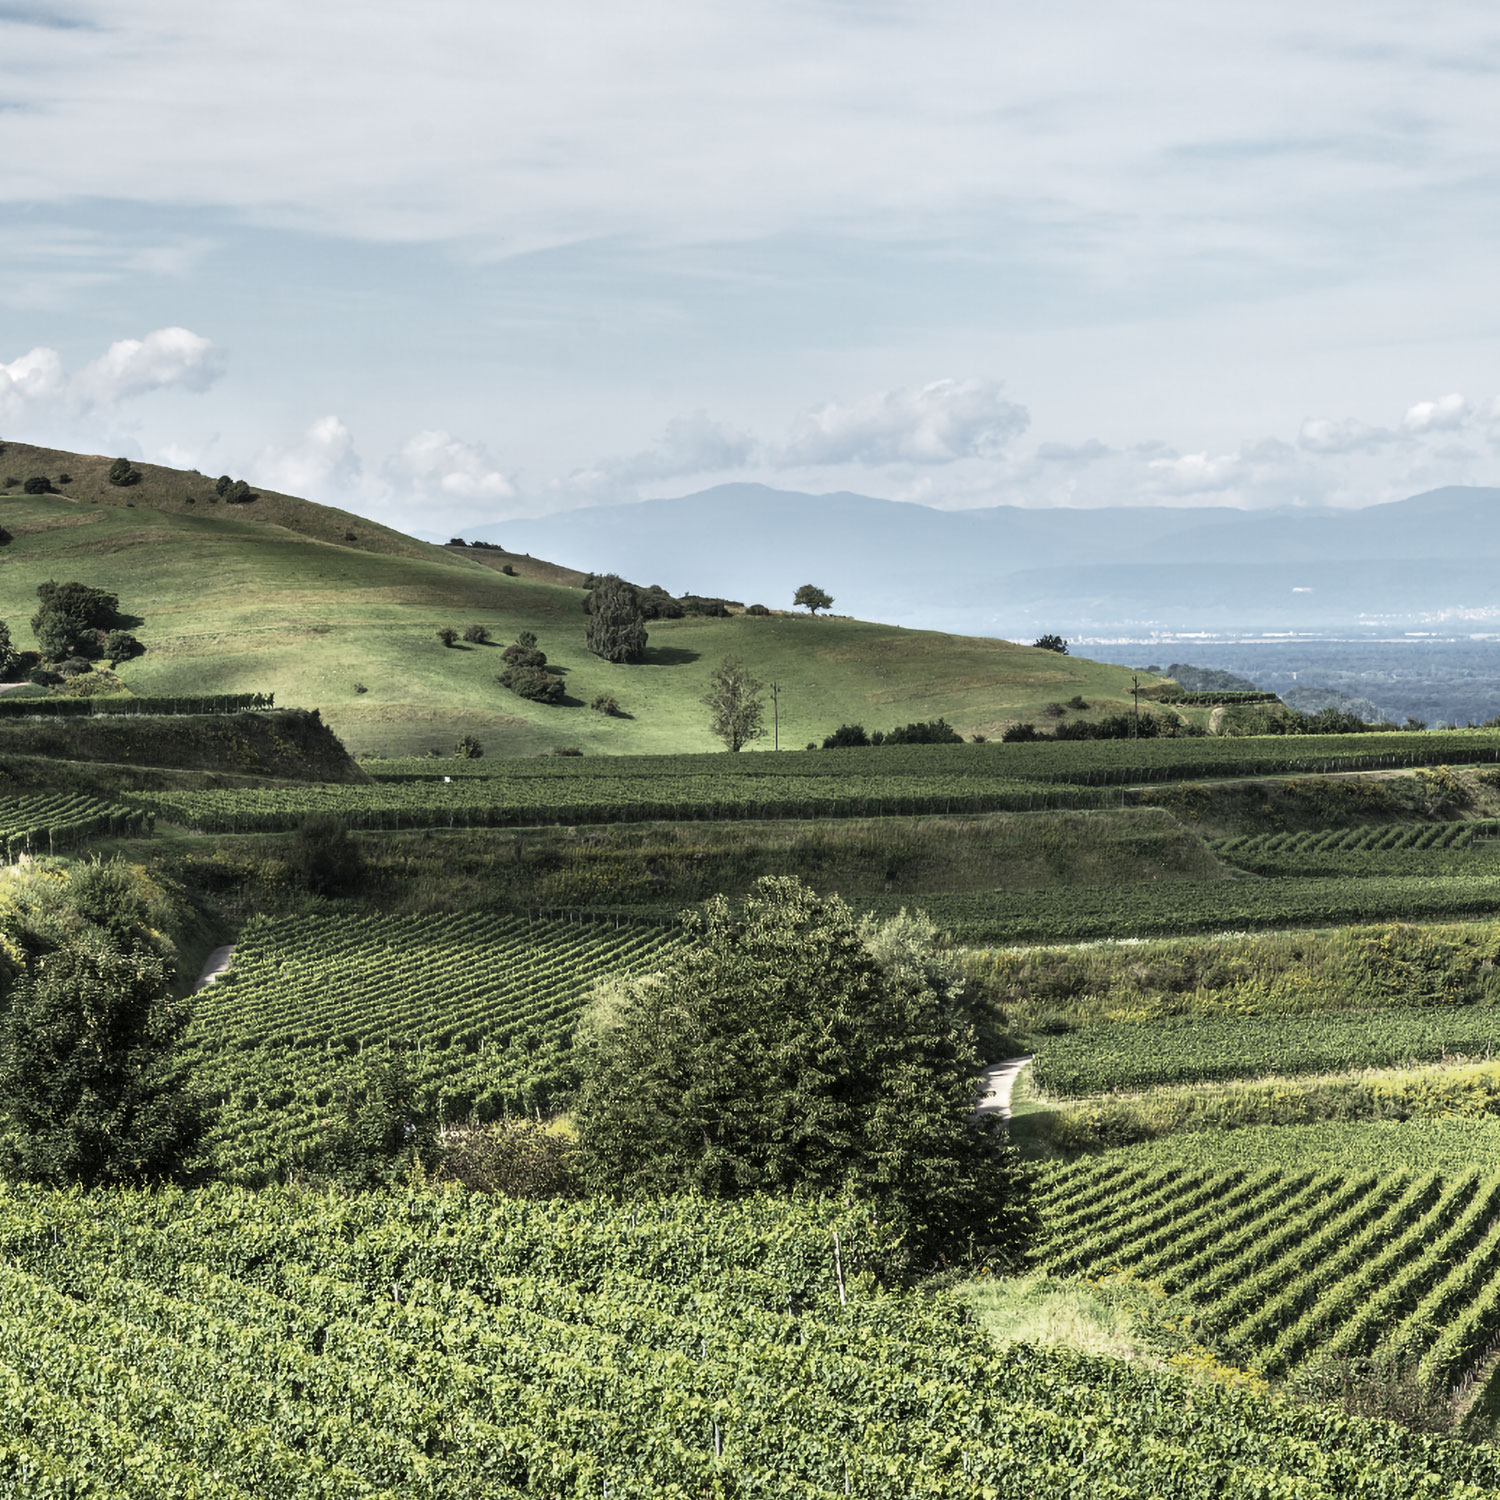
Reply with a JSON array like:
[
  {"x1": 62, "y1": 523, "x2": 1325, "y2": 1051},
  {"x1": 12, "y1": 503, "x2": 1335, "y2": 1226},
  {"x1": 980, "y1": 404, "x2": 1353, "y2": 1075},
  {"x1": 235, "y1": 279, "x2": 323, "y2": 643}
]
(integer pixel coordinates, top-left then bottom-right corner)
[{"x1": 478, "y1": 484, "x2": 1500, "y2": 637}]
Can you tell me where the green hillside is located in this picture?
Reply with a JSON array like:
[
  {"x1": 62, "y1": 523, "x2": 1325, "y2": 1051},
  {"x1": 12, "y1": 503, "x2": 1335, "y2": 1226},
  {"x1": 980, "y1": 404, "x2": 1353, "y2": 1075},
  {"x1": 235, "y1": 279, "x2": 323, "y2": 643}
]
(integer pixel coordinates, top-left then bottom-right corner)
[{"x1": 0, "y1": 459, "x2": 1173, "y2": 756}]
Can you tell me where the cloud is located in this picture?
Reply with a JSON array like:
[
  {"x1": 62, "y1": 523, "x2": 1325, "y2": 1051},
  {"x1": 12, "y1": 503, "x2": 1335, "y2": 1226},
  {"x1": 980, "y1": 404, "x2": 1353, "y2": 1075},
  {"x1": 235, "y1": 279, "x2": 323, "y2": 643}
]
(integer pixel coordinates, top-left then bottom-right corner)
[
  {"x1": 0, "y1": 327, "x2": 223, "y2": 429},
  {"x1": 1297, "y1": 416, "x2": 1397, "y2": 455},
  {"x1": 1146, "y1": 451, "x2": 1248, "y2": 496},
  {"x1": 554, "y1": 411, "x2": 757, "y2": 501},
  {"x1": 387, "y1": 429, "x2": 517, "y2": 504},
  {"x1": 1403, "y1": 393, "x2": 1470, "y2": 433},
  {"x1": 254, "y1": 414, "x2": 361, "y2": 496},
  {"x1": 1035, "y1": 438, "x2": 1110, "y2": 465},
  {"x1": 0, "y1": 345, "x2": 66, "y2": 423},
  {"x1": 780, "y1": 379, "x2": 1028, "y2": 468},
  {"x1": 71, "y1": 326, "x2": 224, "y2": 408}
]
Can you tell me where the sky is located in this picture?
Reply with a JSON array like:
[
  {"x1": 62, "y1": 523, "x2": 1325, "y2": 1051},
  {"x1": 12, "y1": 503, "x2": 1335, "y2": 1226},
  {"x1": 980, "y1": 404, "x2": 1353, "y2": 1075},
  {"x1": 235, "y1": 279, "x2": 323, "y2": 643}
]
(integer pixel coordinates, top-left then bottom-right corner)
[{"x1": 3, "y1": 0, "x2": 1500, "y2": 533}]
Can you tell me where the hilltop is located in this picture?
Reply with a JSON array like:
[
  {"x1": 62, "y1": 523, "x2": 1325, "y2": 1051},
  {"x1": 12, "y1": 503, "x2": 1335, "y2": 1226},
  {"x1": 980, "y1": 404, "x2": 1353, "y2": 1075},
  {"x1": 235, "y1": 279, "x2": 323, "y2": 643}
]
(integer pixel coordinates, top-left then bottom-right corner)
[{"x1": 0, "y1": 444, "x2": 1172, "y2": 756}]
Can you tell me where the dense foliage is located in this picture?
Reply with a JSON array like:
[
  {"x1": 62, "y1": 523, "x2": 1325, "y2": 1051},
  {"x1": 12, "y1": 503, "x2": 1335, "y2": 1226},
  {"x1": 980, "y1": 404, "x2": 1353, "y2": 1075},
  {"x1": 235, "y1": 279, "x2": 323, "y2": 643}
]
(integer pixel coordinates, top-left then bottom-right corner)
[
  {"x1": 575, "y1": 878, "x2": 1031, "y2": 1266},
  {"x1": 701, "y1": 654, "x2": 765, "y2": 751},
  {"x1": 583, "y1": 573, "x2": 648, "y2": 663},
  {"x1": 29, "y1": 580, "x2": 128, "y2": 662}
]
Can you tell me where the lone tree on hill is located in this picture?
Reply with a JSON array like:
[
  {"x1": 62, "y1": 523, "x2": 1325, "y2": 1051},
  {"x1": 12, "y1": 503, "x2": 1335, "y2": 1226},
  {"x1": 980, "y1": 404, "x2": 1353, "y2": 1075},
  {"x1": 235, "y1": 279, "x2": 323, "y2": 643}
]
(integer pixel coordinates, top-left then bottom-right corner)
[
  {"x1": 793, "y1": 584, "x2": 833, "y2": 615},
  {"x1": 585, "y1": 574, "x2": 649, "y2": 664},
  {"x1": 573, "y1": 877, "x2": 1033, "y2": 1269},
  {"x1": 703, "y1": 655, "x2": 765, "y2": 751},
  {"x1": 107, "y1": 457, "x2": 142, "y2": 487},
  {"x1": 0, "y1": 945, "x2": 204, "y2": 1187},
  {"x1": 1032, "y1": 634, "x2": 1068, "y2": 654}
]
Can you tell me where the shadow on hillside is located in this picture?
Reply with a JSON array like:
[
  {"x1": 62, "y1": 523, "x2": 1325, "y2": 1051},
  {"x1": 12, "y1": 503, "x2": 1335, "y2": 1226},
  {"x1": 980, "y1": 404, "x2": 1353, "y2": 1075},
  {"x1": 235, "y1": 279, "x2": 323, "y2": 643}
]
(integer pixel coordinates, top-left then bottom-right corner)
[{"x1": 641, "y1": 646, "x2": 701, "y2": 667}]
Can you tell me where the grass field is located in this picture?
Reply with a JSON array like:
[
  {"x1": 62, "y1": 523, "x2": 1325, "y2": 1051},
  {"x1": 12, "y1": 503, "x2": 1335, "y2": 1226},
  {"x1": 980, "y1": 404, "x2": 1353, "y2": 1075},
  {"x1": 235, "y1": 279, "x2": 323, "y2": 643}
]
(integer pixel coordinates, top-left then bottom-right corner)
[{"x1": 0, "y1": 481, "x2": 1168, "y2": 756}]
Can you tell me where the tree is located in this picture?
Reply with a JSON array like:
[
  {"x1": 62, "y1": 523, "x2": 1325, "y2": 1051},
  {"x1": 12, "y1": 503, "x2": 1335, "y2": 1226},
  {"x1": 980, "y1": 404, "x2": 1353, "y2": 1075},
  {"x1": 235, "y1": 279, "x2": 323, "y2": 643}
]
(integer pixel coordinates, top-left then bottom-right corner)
[
  {"x1": 585, "y1": 574, "x2": 649, "y2": 664},
  {"x1": 573, "y1": 878, "x2": 1033, "y2": 1269},
  {"x1": 307, "y1": 1050, "x2": 441, "y2": 1188},
  {"x1": 104, "y1": 630, "x2": 144, "y2": 663},
  {"x1": 462, "y1": 624, "x2": 491, "y2": 644},
  {"x1": 226, "y1": 479, "x2": 252, "y2": 504},
  {"x1": 0, "y1": 944, "x2": 204, "y2": 1186},
  {"x1": 215, "y1": 474, "x2": 233, "y2": 497},
  {"x1": 22, "y1": 476, "x2": 53, "y2": 495},
  {"x1": 793, "y1": 584, "x2": 833, "y2": 615},
  {"x1": 107, "y1": 457, "x2": 142, "y2": 487},
  {"x1": 31, "y1": 580, "x2": 123, "y2": 660},
  {"x1": 436, "y1": 626, "x2": 458, "y2": 647},
  {"x1": 286, "y1": 815, "x2": 365, "y2": 896},
  {"x1": 1032, "y1": 634, "x2": 1068, "y2": 654},
  {"x1": 502, "y1": 631, "x2": 547, "y2": 669},
  {"x1": 0, "y1": 620, "x2": 15, "y2": 680},
  {"x1": 703, "y1": 655, "x2": 765, "y2": 751},
  {"x1": 590, "y1": 693, "x2": 622, "y2": 716},
  {"x1": 822, "y1": 723, "x2": 870, "y2": 748}
]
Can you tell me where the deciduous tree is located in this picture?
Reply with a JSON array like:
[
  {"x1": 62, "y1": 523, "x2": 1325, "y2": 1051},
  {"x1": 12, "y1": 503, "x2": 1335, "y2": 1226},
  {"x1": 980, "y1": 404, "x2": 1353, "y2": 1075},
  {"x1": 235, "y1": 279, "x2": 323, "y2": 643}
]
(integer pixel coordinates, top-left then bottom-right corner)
[{"x1": 703, "y1": 655, "x2": 765, "y2": 751}]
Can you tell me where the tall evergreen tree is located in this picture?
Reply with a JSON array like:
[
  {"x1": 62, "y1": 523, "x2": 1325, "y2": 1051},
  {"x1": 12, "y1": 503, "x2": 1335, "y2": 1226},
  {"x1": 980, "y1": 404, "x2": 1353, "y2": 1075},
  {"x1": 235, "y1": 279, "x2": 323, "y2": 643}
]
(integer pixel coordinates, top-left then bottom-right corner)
[{"x1": 585, "y1": 574, "x2": 649, "y2": 663}]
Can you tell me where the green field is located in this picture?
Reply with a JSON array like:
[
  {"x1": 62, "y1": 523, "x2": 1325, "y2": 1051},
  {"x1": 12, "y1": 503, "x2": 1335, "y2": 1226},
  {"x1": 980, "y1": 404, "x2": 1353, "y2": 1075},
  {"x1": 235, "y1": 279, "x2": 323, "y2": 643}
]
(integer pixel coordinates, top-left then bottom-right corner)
[{"x1": 0, "y1": 482, "x2": 1170, "y2": 757}]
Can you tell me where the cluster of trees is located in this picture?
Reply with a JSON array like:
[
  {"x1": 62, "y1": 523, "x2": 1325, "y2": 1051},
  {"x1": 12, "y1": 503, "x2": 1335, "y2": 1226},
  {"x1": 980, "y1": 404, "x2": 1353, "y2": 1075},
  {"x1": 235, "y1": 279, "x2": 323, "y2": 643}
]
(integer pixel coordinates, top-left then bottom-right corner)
[
  {"x1": 1003, "y1": 713, "x2": 1206, "y2": 742},
  {"x1": 213, "y1": 474, "x2": 256, "y2": 504},
  {"x1": 498, "y1": 631, "x2": 565, "y2": 703},
  {"x1": 821, "y1": 719, "x2": 965, "y2": 749},
  {"x1": 0, "y1": 581, "x2": 146, "y2": 683}
]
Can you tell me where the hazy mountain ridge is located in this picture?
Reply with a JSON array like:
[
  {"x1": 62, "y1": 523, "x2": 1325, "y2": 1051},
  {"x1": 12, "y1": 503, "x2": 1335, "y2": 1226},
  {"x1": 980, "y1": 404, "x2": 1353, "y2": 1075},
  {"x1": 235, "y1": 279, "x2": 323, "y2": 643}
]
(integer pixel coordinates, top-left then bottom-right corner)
[{"x1": 480, "y1": 483, "x2": 1500, "y2": 635}]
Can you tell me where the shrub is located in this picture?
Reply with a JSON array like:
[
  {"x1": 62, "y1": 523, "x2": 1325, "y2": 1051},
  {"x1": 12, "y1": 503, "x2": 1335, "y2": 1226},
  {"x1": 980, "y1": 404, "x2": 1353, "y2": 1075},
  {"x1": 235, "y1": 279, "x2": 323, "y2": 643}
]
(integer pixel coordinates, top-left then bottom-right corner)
[
  {"x1": 552, "y1": 746, "x2": 583, "y2": 756},
  {"x1": 103, "y1": 630, "x2": 144, "y2": 663},
  {"x1": 454, "y1": 734, "x2": 484, "y2": 758},
  {"x1": 462, "y1": 624, "x2": 491, "y2": 644},
  {"x1": 590, "y1": 693, "x2": 622, "y2": 716},
  {"x1": 1032, "y1": 633, "x2": 1068, "y2": 654},
  {"x1": 1043, "y1": 701, "x2": 1066, "y2": 718},
  {"x1": 56, "y1": 473, "x2": 71, "y2": 485},
  {"x1": 501, "y1": 564, "x2": 516, "y2": 576},
  {"x1": 1067, "y1": 695, "x2": 1089, "y2": 710},
  {"x1": 436, "y1": 627, "x2": 458, "y2": 647},
  {"x1": 822, "y1": 723, "x2": 870, "y2": 749},
  {"x1": 28, "y1": 668, "x2": 62, "y2": 688},
  {"x1": 31, "y1": 580, "x2": 125, "y2": 661},
  {"x1": 440, "y1": 1120, "x2": 580, "y2": 1197},
  {"x1": 1002, "y1": 722, "x2": 1042, "y2": 742},
  {"x1": 499, "y1": 665, "x2": 565, "y2": 703},
  {"x1": 305, "y1": 1051, "x2": 440, "y2": 1189},
  {"x1": 353, "y1": 682, "x2": 368, "y2": 694},
  {"x1": 106, "y1": 457, "x2": 142, "y2": 488},
  {"x1": 882, "y1": 718, "x2": 962, "y2": 746},
  {"x1": 22, "y1": 476, "x2": 53, "y2": 495},
  {"x1": 0, "y1": 526, "x2": 11, "y2": 546},
  {"x1": 745, "y1": 603, "x2": 770, "y2": 616},
  {"x1": 343, "y1": 531, "x2": 357, "y2": 542},
  {"x1": 285, "y1": 815, "x2": 365, "y2": 897},
  {"x1": 215, "y1": 475, "x2": 232, "y2": 497},
  {"x1": 226, "y1": 479, "x2": 252, "y2": 504},
  {"x1": 502, "y1": 631, "x2": 547, "y2": 670}
]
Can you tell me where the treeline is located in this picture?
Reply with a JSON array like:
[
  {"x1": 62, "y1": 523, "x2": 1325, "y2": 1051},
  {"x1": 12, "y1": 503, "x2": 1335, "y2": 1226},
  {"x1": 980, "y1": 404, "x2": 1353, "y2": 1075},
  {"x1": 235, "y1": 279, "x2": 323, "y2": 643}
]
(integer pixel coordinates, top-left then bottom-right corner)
[{"x1": 0, "y1": 692, "x2": 274, "y2": 719}]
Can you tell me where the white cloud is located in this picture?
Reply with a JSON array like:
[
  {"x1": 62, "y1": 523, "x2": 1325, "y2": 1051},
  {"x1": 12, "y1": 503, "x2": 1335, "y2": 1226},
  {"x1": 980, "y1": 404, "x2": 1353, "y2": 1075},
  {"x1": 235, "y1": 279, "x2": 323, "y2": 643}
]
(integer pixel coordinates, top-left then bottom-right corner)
[
  {"x1": 387, "y1": 429, "x2": 517, "y2": 504},
  {"x1": 1403, "y1": 393, "x2": 1470, "y2": 433},
  {"x1": 254, "y1": 414, "x2": 361, "y2": 496},
  {"x1": 780, "y1": 379, "x2": 1028, "y2": 468},
  {"x1": 0, "y1": 327, "x2": 223, "y2": 431},
  {"x1": 72, "y1": 326, "x2": 223, "y2": 408},
  {"x1": 1035, "y1": 438, "x2": 1110, "y2": 465},
  {"x1": 554, "y1": 411, "x2": 757, "y2": 502},
  {"x1": 1146, "y1": 451, "x2": 1248, "y2": 496},
  {"x1": 0, "y1": 345, "x2": 66, "y2": 424}
]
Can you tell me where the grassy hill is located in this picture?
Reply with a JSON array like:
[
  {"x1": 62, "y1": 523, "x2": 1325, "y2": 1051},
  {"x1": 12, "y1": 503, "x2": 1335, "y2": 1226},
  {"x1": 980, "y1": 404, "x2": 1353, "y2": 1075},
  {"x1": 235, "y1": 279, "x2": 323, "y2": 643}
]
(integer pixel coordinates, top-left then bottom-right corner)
[{"x1": 0, "y1": 452, "x2": 1173, "y2": 756}]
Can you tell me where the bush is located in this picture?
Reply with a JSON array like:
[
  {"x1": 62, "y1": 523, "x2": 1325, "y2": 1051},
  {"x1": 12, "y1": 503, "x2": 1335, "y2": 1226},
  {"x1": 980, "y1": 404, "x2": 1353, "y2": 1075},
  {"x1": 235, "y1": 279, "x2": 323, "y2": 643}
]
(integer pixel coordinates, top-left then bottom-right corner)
[
  {"x1": 285, "y1": 815, "x2": 365, "y2": 896},
  {"x1": 822, "y1": 723, "x2": 871, "y2": 748},
  {"x1": 1067, "y1": 695, "x2": 1089, "y2": 710},
  {"x1": 104, "y1": 630, "x2": 144, "y2": 663},
  {"x1": 1003, "y1": 722, "x2": 1042, "y2": 742},
  {"x1": 1043, "y1": 701, "x2": 1066, "y2": 718},
  {"x1": 436, "y1": 627, "x2": 458, "y2": 647},
  {"x1": 745, "y1": 603, "x2": 770, "y2": 616},
  {"x1": 882, "y1": 718, "x2": 962, "y2": 746},
  {"x1": 22, "y1": 476, "x2": 53, "y2": 495},
  {"x1": 499, "y1": 665, "x2": 565, "y2": 703},
  {"x1": 462, "y1": 624, "x2": 491, "y2": 644},
  {"x1": 31, "y1": 580, "x2": 124, "y2": 661},
  {"x1": 353, "y1": 682, "x2": 368, "y2": 694},
  {"x1": 56, "y1": 473, "x2": 71, "y2": 485},
  {"x1": 106, "y1": 458, "x2": 142, "y2": 488},
  {"x1": 454, "y1": 734, "x2": 484, "y2": 758},
  {"x1": 502, "y1": 630, "x2": 548, "y2": 670},
  {"x1": 28, "y1": 668, "x2": 62, "y2": 688},
  {"x1": 1032, "y1": 633, "x2": 1068, "y2": 654},
  {"x1": 440, "y1": 1120, "x2": 579, "y2": 1197},
  {"x1": 585, "y1": 574, "x2": 649, "y2": 663},
  {"x1": 501, "y1": 564, "x2": 516, "y2": 576},
  {"x1": 0, "y1": 526, "x2": 10, "y2": 546},
  {"x1": 214, "y1": 474, "x2": 232, "y2": 497},
  {"x1": 590, "y1": 693, "x2": 622, "y2": 716},
  {"x1": 305, "y1": 1051, "x2": 440, "y2": 1189}
]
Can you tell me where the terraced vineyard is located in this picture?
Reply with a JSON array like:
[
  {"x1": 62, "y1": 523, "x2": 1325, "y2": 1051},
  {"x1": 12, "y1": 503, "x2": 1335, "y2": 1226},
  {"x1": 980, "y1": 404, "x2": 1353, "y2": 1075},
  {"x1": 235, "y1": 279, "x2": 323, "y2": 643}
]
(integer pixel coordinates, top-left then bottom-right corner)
[
  {"x1": 187, "y1": 911, "x2": 677, "y2": 1182},
  {"x1": 4, "y1": 1184, "x2": 1500, "y2": 1499},
  {"x1": 0, "y1": 792, "x2": 151, "y2": 858},
  {"x1": 1036, "y1": 1154, "x2": 1500, "y2": 1396},
  {"x1": 1030, "y1": 1005, "x2": 1500, "y2": 1096},
  {"x1": 1214, "y1": 820, "x2": 1500, "y2": 876}
]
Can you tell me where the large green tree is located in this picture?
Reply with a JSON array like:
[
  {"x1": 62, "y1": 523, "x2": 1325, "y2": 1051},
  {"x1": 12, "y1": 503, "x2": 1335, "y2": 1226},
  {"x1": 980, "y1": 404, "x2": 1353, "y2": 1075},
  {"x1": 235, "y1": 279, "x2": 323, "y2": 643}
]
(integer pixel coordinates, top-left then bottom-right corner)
[
  {"x1": 793, "y1": 584, "x2": 833, "y2": 615},
  {"x1": 573, "y1": 877, "x2": 1033, "y2": 1268},
  {"x1": 0, "y1": 940, "x2": 204, "y2": 1186},
  {"x1": 702, "y1": 655, "x2": 765, "y2": 751},
  {"x1": 30, "y1": 580, "x2": 125, "y2": 661},
  {"x1": 584, "y1": 574, "x2": 649, "y2": 664}
]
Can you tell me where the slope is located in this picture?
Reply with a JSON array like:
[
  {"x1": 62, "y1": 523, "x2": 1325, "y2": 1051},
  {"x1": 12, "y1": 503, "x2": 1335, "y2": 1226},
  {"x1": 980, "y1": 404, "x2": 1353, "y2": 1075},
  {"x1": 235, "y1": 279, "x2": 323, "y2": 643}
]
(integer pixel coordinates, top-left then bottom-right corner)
[{"x1": 0, "y1": 483, "x2": 1168, "y2": 757}]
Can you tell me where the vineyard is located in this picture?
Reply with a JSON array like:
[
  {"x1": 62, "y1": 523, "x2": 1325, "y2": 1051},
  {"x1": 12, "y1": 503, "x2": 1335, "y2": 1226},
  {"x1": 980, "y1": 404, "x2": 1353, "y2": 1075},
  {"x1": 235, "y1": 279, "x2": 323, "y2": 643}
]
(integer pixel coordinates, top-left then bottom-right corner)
[
  {"x1": 2, "y1": 1183, "x2": 1499, "y2": 1499},
  {"x1": 1213, "y1": 820, "x2": 1500, "y2": 876},
  {"x1": 0, "y1": 793, "x2": 151, "y2": 859},
  {"x1": 1029, "y1": 1005, "x2": 1500, "y2": 1097},
  {"x1": 1036, "y1": 1151, "x2": 1500, "y2": 1397},
  {"x1": 185, "y1": 911, "x2": 678, "y2": 1182}
]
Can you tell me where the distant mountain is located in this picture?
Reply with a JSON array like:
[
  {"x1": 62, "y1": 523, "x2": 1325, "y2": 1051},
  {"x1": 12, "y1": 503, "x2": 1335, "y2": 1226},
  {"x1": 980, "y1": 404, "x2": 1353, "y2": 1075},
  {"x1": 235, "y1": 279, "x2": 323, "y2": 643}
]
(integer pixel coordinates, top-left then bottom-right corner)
[{"x1": 479, "y1": 483, "x2": 1500, "y2": 636}]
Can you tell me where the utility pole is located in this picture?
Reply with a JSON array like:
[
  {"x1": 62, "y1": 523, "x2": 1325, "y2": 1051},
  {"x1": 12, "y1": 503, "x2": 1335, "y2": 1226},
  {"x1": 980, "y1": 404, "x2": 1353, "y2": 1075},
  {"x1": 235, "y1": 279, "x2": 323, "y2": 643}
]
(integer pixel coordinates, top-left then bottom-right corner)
[{"x1": 770, "y1": 681, "x2": 781, "y2": 750}]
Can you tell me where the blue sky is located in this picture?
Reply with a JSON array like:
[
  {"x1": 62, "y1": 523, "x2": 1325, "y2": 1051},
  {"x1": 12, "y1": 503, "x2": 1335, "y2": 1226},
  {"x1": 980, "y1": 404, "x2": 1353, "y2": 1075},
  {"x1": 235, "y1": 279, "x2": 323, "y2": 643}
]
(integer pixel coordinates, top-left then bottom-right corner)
[{"x1": 3, "y1": 0, "x2": 1500, "y2": 532}]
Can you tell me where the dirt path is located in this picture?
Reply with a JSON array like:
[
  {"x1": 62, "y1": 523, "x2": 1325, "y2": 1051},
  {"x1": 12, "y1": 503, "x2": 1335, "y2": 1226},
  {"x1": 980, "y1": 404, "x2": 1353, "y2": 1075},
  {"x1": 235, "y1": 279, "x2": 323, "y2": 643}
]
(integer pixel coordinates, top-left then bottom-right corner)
[
  {"x1": 193, "y1": 945, "x2": 235, "y2": 991},
  {"x1": 977, "y1": 1056, "x2": 1033, "y2": 1122}
]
